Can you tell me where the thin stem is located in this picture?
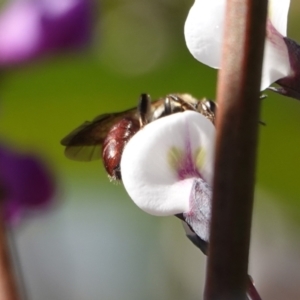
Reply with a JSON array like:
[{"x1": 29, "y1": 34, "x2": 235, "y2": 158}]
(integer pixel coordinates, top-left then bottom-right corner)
[
  {"x1": 204, "y1": 0, "x2": 267, "y2": 299},
  {"x1": 247, "y1": 276, "x2": 262, "y2": 300},
  {"x1": 0, "y1": 201, "x2": 19, "y2": 300}
]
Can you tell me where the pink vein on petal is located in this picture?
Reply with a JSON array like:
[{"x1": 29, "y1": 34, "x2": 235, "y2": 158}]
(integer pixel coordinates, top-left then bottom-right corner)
[
  {"x1": 266, "y1": 19, "x2": 284, "y2": 46},
  {"x1": 177, "y1": 120, "x2": 202, "y2": 180}
]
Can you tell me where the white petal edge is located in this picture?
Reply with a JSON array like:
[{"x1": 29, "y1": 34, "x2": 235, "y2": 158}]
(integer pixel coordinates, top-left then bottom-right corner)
[
  {"x1": 121, "y1": 111, "x2": 215, "y2": 217},
  {"x1": 269, "y1": 0, "x2": 290, "y2": 36},
  {"x1": 261, "y1": 21, "x2": 291, "y2": 90},
  {"x1": 184, "y1": 0, "x2": 226, "y2": 69},
  {"x1": 184, "y1": 0, "x2": 292, "y2": 90}
]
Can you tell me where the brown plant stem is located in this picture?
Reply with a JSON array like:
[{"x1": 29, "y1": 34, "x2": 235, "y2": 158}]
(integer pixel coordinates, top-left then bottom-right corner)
[
  {"x1": 247, "y1": 276, "x2": 262, "y2": 300},
  {"x1": 204, "y1": 0, "x2": 267, "y2": 299},
  {"x1": 0, "y1": 191, "x2": 19, "y2": 300}
]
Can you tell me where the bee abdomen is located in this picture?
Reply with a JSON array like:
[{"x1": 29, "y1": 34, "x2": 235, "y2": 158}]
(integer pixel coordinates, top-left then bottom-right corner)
[{"x1": 102, "y1": 118, "x2": 140, "y2": 180}]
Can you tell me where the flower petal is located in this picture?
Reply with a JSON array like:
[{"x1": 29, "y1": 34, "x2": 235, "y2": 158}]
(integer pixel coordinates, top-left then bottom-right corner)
[
  {"x1": 0, "y1": 1, "x2": 41, "y2": 64},
  {"x1": 184, "y1": 0, "x2": 225, "y2": 69},
  {"x1": 121, "y1": 111, "x2": 215, "y2": 216},
  {"x1": 184, "y1": 0, "x2": 292, "y2": 90},
  {"x1": 184, "y1": 178, "x2": 212, "y2": 242},
  {"x1": 261, "y1": 21, "x2": 291, "y2": 90},
  {"x1": 273, "y1": 37, "x2": 300, "y2": 100},
  {"x1": 269, "y1": 0, "x2": 290, "y2": 36},
  {"x1": 0, "y1": 0, "x2": 93, "y2": 65},
  {"x1": 0, "y1": 146, "x2": 55, "y2": 225}
]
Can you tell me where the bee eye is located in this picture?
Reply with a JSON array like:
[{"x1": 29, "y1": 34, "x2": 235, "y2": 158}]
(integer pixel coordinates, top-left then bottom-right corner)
[
  {"x1": 208, "y1": 101, "x2": 217, "y2": 113},
  {"x1": 203, "y1": 100, "x2": 216, "y2": 113},
  {"x1": 202, "y1": 103, "x2": 208, "y2": 111}
]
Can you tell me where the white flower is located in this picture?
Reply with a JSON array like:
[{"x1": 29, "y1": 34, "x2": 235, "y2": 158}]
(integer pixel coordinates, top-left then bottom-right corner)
[
  {"x1": 184, "y1": 0, "x2": 300, "y2": 96},
  {"x1": 120, "y1": 111, "x2": 215, "y2": 242}
]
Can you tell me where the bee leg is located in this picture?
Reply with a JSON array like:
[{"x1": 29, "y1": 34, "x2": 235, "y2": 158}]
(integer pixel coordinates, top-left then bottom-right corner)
[
  {"x1": 259, "y1": 94, "x2": 267, "y2": 125},
  {"x1": 259, "y1": 120, "x2": 266, "y2": 126},
  {"x1": 138, "y1": 94, "x2": 152, "y2": 127},
  {"x1": 260, "y1": 93, "x2": 267, "y2": 100}
]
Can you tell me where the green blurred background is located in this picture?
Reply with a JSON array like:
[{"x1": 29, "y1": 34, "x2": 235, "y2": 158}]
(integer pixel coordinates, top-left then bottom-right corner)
[{"x1": 1, "y1": 0, "x2": 300, "y2": 299}]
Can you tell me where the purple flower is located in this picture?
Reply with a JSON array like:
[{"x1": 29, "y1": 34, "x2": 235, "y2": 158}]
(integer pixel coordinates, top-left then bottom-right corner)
[
  {"x1": 0, "y1": 0, "x2": 93, "y2": 66},
  {"x1": 0, "y1": 145, "x2": 55, "y2": 225}
]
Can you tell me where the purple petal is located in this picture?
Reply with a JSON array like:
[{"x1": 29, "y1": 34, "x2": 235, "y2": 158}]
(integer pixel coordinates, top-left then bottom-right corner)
[
  {"x1": 183, "y1": 178, "x2": 212, "y2": 243},
  {"x1": 0, "y1": 0, "x2": 94, "y2": 66},
  {"x1": 38, "y1": 0, "x2": 94, "y2": 52},
  {"x1": 273, "y1": 37, "x2": 300, "y2": 100},
  {"x1": 0, "y1": 146, "x2": 55, "y2": 225}
]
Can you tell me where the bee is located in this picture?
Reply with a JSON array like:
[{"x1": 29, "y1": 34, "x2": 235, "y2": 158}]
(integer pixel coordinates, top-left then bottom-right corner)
[{"x1": 61, "y1": 93, "x2": 216, "y2": 181}]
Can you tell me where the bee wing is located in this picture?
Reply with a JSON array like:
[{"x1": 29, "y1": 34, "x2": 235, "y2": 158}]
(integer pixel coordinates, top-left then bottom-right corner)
[{"x1": 61, "y1": 109, "x2": 137, "y2": 161}]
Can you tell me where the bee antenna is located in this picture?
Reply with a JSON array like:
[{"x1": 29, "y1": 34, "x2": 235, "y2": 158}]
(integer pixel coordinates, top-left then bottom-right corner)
[{"x1": 138, "y1": 94, "x2": 152, "y2": 126}]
